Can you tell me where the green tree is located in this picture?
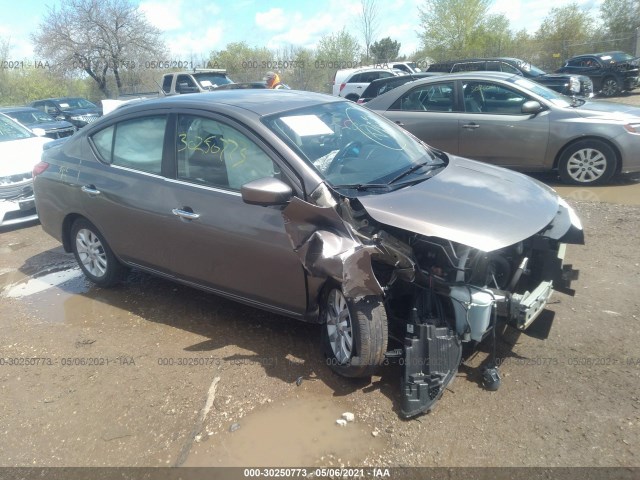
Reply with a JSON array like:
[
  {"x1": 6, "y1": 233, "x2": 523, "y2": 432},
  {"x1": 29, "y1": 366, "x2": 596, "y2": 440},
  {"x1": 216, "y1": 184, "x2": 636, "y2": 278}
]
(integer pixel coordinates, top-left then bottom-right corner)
[
  {"x1": 418, "y1": 0, "x2": 493, "y2": 59},
  {"x1": 32, "y1": 0, "x2": 166, "y2": 98},
  {"x1": 207, "y1": 42, "x2": 273, "y2": 83},
  {"x1": 315, "y1": 29, "x2": 361, "y2": 93},
  {"x1": 598, "y1": 0, "x2": 640, "y2": 52},
  {"x1": 370, "y1": 37, "x2": 401, "y2": 63},
  {"x1": 534, "y1": 3, "x2": 594, "y2": 67}
]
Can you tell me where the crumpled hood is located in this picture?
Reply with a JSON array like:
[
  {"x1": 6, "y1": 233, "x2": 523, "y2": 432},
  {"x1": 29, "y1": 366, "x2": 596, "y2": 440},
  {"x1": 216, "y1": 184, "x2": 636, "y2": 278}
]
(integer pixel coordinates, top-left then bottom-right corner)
[
  {"x1": 0, "y1": 136, "x2": 51, "y2": 177},
  {"x1": 358, "y1": 156, "x2": 560, "y2": 252}
]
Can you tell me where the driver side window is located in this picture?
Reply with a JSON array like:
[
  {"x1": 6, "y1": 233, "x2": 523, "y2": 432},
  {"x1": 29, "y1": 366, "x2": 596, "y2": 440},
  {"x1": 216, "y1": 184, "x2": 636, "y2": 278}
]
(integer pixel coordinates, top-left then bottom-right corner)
[{"x1": 176, "y1": 115, "x2": 279, "y2": 191}]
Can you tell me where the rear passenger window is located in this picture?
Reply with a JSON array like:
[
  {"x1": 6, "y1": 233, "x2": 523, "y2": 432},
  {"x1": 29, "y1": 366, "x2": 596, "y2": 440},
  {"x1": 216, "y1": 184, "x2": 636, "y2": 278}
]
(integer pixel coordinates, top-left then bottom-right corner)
[
  {"x1": 90, "y1": 115, "x2": 167, "y2": 174},
  {"x1": 390, "y1": 82, "x2": 454, "y2": 112}
]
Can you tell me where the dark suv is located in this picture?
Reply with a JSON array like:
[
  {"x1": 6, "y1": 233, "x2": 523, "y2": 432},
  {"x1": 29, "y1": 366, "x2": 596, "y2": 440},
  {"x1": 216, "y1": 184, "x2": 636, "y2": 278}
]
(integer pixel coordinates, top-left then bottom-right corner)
[
  {"x1": 427, "y1": 57, "x2": 594, "y2": 97},
  {"x1": 556, "y1": 51, "x2": 639, "y2": 97},
  {"x1": 29, "y1": 97, "x2": 102, "y2": 128}
]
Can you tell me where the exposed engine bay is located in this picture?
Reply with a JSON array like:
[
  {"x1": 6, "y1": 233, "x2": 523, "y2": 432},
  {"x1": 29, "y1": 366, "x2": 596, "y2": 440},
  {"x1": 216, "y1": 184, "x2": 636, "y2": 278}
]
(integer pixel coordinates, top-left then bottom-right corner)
[{"x1": 283, "y1": 183, "x2": 583, "y2": 417}]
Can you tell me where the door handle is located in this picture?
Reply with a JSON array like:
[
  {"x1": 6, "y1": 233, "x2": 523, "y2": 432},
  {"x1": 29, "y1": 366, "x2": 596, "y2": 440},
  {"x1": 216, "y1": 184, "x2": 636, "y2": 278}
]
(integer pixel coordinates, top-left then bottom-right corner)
[
  {"x1": 172, "y1": 208, "x2": 200, "y2": 220},
  {"x1": 395, "y1": 121, "x2": 405, "y2": 127},
  {"x1": 81, "y1": 185, "x2": 101, "y2": 196},
  {"x1": 462, "y1": 122, "x2": 480, "y2": 129}
]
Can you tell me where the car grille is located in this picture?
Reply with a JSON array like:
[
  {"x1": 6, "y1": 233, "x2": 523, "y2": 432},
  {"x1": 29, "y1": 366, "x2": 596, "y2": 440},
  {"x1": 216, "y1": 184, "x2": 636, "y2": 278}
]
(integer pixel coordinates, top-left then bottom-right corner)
[
  {"x1": 0, "y1": 174, "x2": 33, "y2": 200},
  {"x1": 46, "y1": 127, "x2": 76, "y2": 139},
  {"x1": 77, "y1": 115, "x2": 100, "y2": 124}
]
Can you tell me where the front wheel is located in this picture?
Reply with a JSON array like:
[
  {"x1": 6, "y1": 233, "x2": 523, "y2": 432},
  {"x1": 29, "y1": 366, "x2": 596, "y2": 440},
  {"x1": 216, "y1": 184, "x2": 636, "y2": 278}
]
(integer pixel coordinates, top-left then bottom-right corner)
[
  {"x1": 558, "y1": 140, "x2": 617, "y2": 185},
  {"x1": 322, "y1": 288, "x2": 388, "y2": 378},
  {"x1": 600, "y1": 77, "x2": 620, "y2": 97},
  {"x1": 71, "y1": 218, "x2": 128, "y2": 287}
]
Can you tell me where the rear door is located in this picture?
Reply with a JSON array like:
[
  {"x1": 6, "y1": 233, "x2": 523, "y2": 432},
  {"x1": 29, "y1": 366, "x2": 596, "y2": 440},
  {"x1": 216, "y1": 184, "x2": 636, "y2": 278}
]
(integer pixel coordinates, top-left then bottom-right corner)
[{"x1": 81, "y1": 112, "x2": 177, "y2": 272}]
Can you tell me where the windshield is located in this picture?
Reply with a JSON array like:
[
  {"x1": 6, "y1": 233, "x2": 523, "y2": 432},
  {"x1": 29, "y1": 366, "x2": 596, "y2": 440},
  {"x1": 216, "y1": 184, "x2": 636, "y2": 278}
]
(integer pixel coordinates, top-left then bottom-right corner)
[
  {"x1": 0, "y1": 114, "x2": 34, "y2": 142},
  {"x1": 9, "y1": 110, "x2": 55, "y2": 125},
  {"x1": 510, "y1": 77, "x2": 573, "y2": 107},
  {"x1": 518, "y1": 62, "x2": 547, "y2": 77},
  {"x1": 263, "y1": 101, "x2": 443, "y2": 191},
  {"x1": 601, "y1": 52, "x2": 634, "y2": 63},
  {"x1": 55, "y1": 98, "x2": 97, "y2": 111},
  {"x1": 194, "y1": 73, "x2": 233, "y2": 88}
]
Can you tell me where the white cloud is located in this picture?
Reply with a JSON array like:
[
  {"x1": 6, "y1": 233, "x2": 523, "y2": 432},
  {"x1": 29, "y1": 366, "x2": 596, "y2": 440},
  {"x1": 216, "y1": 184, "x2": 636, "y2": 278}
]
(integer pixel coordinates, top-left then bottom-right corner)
[
  {"x1": 164, "y1": 22, "x2": 225, "y2": 58},
  {"x1": 255, "y1": 8, "x2": 288, "y2": 32},
  {"x1": 139, "y1": 0, "x2": 183, "y2": 31}
]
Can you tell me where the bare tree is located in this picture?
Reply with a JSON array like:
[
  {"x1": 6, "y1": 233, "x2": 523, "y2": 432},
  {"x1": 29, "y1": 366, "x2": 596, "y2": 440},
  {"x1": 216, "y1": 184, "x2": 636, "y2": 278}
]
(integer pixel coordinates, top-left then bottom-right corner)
[
  {"x1": 359, "y1": 0, "x2": 380, "y2": 61},
  {"x1": 32, "y1": 0, "x2": 166, "y2": 98}
]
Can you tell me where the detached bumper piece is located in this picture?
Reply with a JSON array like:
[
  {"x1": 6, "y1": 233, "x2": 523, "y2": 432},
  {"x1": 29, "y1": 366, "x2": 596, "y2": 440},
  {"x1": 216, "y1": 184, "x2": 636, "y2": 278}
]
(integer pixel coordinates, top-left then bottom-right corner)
[{"x1": 401, "y1": 323, "x2": 462, "y2": 417}]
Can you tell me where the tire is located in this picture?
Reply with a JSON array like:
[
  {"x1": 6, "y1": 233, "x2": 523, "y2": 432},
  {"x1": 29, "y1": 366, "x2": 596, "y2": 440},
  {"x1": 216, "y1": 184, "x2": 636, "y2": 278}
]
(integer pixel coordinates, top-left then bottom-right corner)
[
  {"x1": 71, "y1": 218, "x2": 127, "y2": 287},
  {"x1": 322, "y1": 287, "x2": 388, "y2": 378},
  {"x1": 600, "y1": 76, "x2": 620, "y2": 97},
  {"x1": 558, "y1": 139, "x2": 617, "y2": 185}
]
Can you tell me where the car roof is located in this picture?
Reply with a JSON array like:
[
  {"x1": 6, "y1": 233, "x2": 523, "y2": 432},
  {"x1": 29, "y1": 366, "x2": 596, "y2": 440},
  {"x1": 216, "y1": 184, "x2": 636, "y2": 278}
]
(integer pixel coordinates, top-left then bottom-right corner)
[
  {"x1": 0, "y1": 106, "x2": 40, "y2": 113},
  {"x1": 115, "y1": 89, "x2": 345, "y2": 117}
]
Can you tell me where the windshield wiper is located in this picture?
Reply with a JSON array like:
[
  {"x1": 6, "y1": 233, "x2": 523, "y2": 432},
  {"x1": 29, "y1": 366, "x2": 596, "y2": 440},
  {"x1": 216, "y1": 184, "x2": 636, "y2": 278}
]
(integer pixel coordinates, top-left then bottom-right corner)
[
  {"x1": 331, "y1": 183, "x2": 389, "y2": 191},
  {"x1": 388, "y1": 161, "x2": 443, "y2": 185}
]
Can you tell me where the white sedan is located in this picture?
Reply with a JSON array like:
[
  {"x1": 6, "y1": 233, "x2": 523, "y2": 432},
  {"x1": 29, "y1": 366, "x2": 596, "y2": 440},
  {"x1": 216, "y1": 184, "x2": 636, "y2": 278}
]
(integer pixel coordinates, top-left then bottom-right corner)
[{"x1": 0, "y1": 113, "x2": 52, "y2": 227}]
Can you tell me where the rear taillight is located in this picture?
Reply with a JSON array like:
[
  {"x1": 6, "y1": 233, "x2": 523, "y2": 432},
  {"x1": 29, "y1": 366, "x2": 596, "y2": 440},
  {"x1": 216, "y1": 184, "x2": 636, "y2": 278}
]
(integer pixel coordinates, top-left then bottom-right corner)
[
  {"x1": 33, "y1": 162, "x2": 49, "y2": 177},
  {"x1": 339, "y1": 83, "x2": 346, "y2": 92}
]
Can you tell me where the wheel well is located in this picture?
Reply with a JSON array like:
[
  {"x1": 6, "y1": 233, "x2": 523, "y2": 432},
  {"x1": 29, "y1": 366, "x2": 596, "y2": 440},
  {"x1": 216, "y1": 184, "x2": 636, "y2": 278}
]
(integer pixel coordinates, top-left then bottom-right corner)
[
  {"x1": 553, "y1": 136, "x2": 622, "y2": 174},
  {"x1": 61, "y1": 213, "x2": 84, "y2": 253}
]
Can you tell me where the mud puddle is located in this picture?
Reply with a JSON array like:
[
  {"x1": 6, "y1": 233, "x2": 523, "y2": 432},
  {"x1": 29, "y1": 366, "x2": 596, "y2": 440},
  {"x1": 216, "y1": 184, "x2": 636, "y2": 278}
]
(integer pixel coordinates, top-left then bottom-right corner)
[
  {"x1": 0, "y1": 267, "x2": 122, "y2": 325},
  {"x1": 551, "y1": 173, "x2": 640, "y2": 205},
  {"x1": 184, "y1": 393, "x2": 383, "y2": 467}
]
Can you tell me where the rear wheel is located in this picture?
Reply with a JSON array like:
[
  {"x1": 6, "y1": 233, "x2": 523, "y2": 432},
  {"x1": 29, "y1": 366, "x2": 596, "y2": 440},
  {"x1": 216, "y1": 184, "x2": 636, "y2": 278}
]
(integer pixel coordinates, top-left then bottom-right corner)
[
  {"x1": 600, "y1": 76, "x2": 620, "y2": 97},
  {"x1": 71, "y1": 218, "x2": 127, "y2": 287},
  {"x1": 322, "y1": 287, "x2": 388, "y2": 378},
  {"x1": 558, "y1": 140, "x2": 617, "y2": 185}
]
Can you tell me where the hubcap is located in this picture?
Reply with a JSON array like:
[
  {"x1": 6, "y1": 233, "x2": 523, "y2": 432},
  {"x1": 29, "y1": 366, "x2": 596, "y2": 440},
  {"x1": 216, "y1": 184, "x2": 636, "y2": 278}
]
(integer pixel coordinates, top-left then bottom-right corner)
[
  {"x1": 326, "y1": 289, "x2": 353, "y2": 364},
  {"x1": 76, "y1": 228, "x2": 107, "y2": 277},
  {"x1": 602, "y1": 79, "x2": 617, "y2": 96},
  {"x1": 566, "y1": 148, "x2": 607, "y2": 183}
]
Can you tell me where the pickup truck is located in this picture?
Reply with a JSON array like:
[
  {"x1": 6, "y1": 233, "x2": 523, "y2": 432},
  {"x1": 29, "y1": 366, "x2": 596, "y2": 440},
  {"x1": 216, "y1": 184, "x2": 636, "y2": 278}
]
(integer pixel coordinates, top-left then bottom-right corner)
[
  {"x1": 160, "y1": 69, "x2": 234, "y2": 94},
  {"x1": 427, "y1": 57, "x2": 594, "y2": 97}
]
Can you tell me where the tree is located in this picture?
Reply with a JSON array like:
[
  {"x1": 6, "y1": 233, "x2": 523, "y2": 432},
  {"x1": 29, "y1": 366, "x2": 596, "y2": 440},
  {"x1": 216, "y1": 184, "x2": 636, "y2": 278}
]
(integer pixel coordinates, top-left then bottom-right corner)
[
  {"x1": 315, "y1": 29, "x2": 361, "y2": 92},
  {"x1": 418, "y1": 0, "x2": 493, "y2": 59},
  {"x1": 358, "y1": 0, "x2": 380, "y2": 61},
  {"x1": 207, "y1": 42, "x2": 274, "y2": 83},
  {"x1": 598, "y1": 0, "x2": 640, "y2": 52},
  {"x1": 370, "y1": 37, "x2": 401, "y2": 63},
  {"x1": 534, "y1": 3, "x2": 594, "y2": 66},
  {"x1": 32, "y1": 0, "x2": 166, "y2": 98}
]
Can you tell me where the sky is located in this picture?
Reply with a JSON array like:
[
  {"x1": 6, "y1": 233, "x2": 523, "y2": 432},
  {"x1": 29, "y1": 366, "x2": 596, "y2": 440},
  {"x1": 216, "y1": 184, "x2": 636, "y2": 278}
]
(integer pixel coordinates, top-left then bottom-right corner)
[{"x1": 1, "y1": 0, "x2": 604, "y2": 61}]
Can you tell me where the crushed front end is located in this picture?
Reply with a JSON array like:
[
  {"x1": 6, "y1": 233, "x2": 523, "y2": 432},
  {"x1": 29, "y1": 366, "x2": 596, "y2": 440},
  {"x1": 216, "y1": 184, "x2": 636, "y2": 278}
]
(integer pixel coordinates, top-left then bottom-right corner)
[{"x1": 284, "y1": 180, "x2": 583, "y2": 417}]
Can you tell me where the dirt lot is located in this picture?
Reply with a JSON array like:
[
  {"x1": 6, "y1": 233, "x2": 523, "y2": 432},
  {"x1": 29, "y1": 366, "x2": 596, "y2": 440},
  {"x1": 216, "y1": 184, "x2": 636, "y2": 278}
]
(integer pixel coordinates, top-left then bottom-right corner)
[{"x1": 1, "y1": 92, "x2": 640, "y2": 478}]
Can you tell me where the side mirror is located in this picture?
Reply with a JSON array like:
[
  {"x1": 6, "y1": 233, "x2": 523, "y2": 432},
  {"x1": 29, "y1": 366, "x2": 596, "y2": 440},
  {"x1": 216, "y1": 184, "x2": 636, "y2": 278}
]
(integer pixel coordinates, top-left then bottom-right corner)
[
  {"x1": 521, "y1": 100, "x2": 544, "y2": 115},
  {"x1": 241, "y1": 177, "x2": 293, "y2": 206}
]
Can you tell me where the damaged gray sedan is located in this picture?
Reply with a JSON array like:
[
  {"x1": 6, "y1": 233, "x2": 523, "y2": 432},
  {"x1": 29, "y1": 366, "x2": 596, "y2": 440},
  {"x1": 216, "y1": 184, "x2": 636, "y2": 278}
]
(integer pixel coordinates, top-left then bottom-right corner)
[{"x1": 33, "y1": 90, "x2": 583, "y2": 417}]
